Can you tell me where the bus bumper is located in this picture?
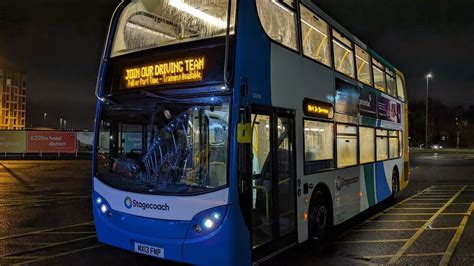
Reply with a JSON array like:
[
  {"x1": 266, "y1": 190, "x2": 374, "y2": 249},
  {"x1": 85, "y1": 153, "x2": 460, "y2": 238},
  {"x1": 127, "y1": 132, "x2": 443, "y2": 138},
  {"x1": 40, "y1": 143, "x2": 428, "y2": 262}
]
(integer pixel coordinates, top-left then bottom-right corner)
[{"x1": 93, "y1": 203, "x2": 250, "y2": 265}]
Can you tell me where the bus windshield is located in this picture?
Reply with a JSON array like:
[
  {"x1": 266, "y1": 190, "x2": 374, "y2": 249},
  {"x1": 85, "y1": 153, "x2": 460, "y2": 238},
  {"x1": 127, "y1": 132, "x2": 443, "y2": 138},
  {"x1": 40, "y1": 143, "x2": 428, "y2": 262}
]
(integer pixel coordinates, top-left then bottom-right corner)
[
  {"x1": 111, "y1": 0, "x2": 237, "y2": 57},
  {"x1": 96, "y1": 96, "x2": 230, "y2": 195}
]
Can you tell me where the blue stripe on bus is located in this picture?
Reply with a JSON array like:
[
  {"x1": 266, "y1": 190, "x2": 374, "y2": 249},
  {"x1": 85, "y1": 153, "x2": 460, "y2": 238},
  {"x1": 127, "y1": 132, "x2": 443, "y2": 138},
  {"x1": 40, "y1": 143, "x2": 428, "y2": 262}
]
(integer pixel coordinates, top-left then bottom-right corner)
[{"x1": 375, "y1": 162, "x2": 391, "y2": 202}]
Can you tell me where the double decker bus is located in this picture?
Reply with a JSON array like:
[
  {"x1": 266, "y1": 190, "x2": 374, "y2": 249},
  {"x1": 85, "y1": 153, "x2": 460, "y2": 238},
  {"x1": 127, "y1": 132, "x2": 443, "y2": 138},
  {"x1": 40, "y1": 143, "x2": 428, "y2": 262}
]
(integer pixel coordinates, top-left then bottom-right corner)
[{"x1": 92, "y1": 0, "x2": 409, "y2": 264}]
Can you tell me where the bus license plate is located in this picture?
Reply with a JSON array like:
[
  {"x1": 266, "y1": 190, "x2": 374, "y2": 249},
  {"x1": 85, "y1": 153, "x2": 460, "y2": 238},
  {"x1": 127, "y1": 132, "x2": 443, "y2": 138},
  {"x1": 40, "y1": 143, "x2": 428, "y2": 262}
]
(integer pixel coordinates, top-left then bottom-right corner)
[{"x1": 134, "y1": 242, "x2": 164, "y2": 259}]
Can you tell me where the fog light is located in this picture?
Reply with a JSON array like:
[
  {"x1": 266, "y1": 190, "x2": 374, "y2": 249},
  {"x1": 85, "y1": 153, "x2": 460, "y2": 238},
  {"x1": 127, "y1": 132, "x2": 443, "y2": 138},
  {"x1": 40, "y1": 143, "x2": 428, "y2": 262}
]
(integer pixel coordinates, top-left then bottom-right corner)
[
  {"x1": 194, "y1": 224, "x2": 202, "y2": 233},
  {"x1": 100, "y1": 204, "x2": 108, "y2": 214}
]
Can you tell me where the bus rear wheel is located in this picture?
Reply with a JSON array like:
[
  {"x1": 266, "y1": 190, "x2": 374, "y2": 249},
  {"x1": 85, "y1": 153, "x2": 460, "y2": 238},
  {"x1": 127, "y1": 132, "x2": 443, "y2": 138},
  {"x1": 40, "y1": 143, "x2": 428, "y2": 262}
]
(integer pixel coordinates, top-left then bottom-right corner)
[
  {"x1": 308, "y1": 191, "x2": 332, "y2": 247},
  {"x1": 391, "y1": 170, "x2": 400, "y2": 200}
]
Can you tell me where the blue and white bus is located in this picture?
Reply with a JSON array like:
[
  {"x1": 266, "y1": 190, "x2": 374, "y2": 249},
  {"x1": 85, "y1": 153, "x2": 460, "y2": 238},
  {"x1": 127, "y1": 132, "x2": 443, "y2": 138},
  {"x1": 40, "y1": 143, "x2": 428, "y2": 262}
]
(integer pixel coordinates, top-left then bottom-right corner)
[{"x1": 93, "y1": 0, "x2": 410, "y2": 264}]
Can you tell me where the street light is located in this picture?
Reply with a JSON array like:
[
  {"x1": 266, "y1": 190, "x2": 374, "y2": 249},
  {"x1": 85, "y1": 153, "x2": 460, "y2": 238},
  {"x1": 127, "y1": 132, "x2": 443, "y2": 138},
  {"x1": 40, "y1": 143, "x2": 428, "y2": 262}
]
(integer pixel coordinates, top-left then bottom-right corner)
[
  {"x1": 425, "y1": 73, "x2": 432, "y2": 149},
  {"x1": 43, "y1": 113, "x2": 47, "y2": 128}
]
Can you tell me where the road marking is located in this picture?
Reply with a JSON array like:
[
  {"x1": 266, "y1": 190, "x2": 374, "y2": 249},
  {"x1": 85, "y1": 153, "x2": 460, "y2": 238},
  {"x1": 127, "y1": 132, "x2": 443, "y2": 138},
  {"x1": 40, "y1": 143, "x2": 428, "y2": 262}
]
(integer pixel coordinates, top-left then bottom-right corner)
[
  {"x1": 38, "y1": 231, "x2": 96, "y2": 235},
  {"x1": 12, "y1": 244, "x2": 105, "y2": 265},
  {"x1": 0, "y1": 221, "x2": 94, "y2": 240},
  {"x1": 393, "y1": 207, "x2": 439, "y2": 210},
  {"x1": 352, "y1": 228, "x2": 418, "y2": 232},
  {"x1": 2, "y1": 256, "x2": 44, "y2": 260},
  {"x1": 383, "y1": 213, "x2": 435, "y2": 215},
  {"x1": 440, "y1": 202, "x2": 474, "y2": 265},
  {"x1": 361, "y1": 252, "x2": 445, "y2": 260},
  {"x1": 1, "y1": 235, "x2": 97, "y2": 258},
  {"x1": 427, "y1": 227, "x2": 458, "y2": 231},
  {"x1": 387, "y1": 186, "x2": 466, "y2": 264},
  {"x1": 336, "y1": 239, "x2": 408, "y2": 244},
  {"x1": 439, "y1": 212, "x2": 469, "y2": 215},
  {"x1": 406, "y1": 252, "x2": 445, "y2": 257},
  {"x1": 371, "y1": 219, "x2": 428, "y2": 222}
]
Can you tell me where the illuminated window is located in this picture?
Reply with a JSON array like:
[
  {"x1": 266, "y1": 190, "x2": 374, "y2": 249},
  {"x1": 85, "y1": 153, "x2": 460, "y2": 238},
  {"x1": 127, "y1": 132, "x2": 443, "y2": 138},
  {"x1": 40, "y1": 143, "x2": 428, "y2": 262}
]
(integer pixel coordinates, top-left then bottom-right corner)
[
  {"x1": 376, "y1": 129, "x2": 388, "y2": 161},
  {"x1": 359, "y1": 127, "x2": 375, "y2": 163},
  {"x1": 386, "y1": 69, "x2": 396, "y2": 97},
  {"x1": 389, "y1": 131, "x2": 399, "y2": 159},
  {"x1": 111, "y1": 0, "x2": 237, "y2": 57},
  {"x1": 332, "y1": 30, "x2": 354, "y2": 78},
  {"x1": 372, "y1": 58, "x2": 385, "y2": 92},
  {"x1": 396, "y1": 74, "x2": 406, "y2": 101},
  {"x1": 355, "y1": 46, "x2": 371, "y2": 85},
  {"x1": 300, "y1": 5, "x2": 331, "y2": 67},
  {"x1": 337, "y1": 124, "x2": 357, "y2": 168},
  {"x1": 257, "y1": 0, "x2": 299, "y2": 51},
  {"x1": 304, "y1": 120, "x2": 333, "y2": 161}
]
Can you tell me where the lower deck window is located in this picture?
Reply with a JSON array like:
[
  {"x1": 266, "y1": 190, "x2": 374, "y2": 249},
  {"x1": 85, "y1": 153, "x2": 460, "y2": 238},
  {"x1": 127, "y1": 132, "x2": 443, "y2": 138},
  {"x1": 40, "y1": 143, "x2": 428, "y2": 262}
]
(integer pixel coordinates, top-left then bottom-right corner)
[
  {"x1": 376, "y1": 129, "x2": 388, "y2": 161},
  {"x1": 337, "y1": 124, "x2": 358, "y2": 168},
  {"x1": 389, "y1": 131, "x2": 400, "y2": 159},
  {"x1": 304, "y1": 120, "x2": 334, "y2": 173}
]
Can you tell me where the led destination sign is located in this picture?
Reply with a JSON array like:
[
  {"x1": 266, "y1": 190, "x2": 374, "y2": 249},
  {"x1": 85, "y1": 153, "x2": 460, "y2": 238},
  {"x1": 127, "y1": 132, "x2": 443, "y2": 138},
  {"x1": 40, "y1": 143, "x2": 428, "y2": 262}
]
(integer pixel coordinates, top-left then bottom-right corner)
[
  {"x1": 303, "y1": 98, "x2": 334, "y2": 119},
  {"x1": 123, "y1": 56, "x2": 205, "y2": 89}
]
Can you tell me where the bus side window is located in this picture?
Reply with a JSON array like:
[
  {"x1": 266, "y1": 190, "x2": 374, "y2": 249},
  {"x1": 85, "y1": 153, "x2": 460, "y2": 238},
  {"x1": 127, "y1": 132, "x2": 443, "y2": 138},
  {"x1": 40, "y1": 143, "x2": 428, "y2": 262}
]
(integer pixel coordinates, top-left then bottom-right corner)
[
  {"x1": 300, "y1": 4, "x2": 331, "y2": 67},
  {"x1": 256, "y1": 0, "x2": 299, "y2": 51}
]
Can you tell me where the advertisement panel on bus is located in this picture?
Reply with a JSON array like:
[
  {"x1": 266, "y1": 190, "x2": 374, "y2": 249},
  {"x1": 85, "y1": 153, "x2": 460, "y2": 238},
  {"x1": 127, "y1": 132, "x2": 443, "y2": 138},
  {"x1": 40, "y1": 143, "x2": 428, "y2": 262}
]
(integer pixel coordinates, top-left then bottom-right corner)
[
  {"x1": 27, "y1": 131, "x2": 77, "y2": 153},
  {"x1": 0, "y1": 131, "x2": 26, "y2": 153}
]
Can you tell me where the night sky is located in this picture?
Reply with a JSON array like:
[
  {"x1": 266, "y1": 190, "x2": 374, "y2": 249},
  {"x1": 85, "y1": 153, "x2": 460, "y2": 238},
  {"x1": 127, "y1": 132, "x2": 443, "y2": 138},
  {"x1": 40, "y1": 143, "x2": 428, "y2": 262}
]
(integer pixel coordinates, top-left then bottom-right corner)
[{"x1": 0, "y1": 0, "x2": 473, "y2": 130}]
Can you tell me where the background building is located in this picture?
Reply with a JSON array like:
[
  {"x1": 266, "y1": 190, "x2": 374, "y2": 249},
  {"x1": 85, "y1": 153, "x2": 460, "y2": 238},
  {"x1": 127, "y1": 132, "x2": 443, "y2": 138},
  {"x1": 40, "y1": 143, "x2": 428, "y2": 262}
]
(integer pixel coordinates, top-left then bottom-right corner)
[{"x1": 0, "y1": 67, "x2": 26, "y2": 130}]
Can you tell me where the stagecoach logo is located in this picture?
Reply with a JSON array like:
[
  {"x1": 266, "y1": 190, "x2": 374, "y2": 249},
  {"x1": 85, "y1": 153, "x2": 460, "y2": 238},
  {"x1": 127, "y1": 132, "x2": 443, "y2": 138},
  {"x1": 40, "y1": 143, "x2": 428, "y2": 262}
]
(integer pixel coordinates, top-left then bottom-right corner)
[
  {"x1": 123, "y1": 196, "x2": 170, "y2": 211},
  {"x1": 335, "y1": 176, "x2": 359, "y2": 194},
  {"x1": 124, "y1": 197, "x2": 133, "y2": 209}
]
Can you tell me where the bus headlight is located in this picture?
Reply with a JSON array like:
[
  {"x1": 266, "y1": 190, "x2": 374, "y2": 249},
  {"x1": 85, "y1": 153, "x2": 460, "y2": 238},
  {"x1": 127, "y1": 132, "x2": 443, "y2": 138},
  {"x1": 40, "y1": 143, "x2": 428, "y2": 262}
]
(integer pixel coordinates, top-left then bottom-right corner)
[
  {"x1": 186, "y1": 205, "x2": 227, "y2": 239},
  {"x1": 94, "y1": 192, "x2": 112, "y2": 218}
]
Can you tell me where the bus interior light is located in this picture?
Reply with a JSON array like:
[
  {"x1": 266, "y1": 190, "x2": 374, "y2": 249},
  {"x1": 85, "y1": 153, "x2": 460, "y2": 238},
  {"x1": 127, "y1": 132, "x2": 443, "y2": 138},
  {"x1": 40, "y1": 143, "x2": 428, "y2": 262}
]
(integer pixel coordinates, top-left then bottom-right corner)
[{"x1": 169, "y1": 0, "x2": 227, "y2": 28}]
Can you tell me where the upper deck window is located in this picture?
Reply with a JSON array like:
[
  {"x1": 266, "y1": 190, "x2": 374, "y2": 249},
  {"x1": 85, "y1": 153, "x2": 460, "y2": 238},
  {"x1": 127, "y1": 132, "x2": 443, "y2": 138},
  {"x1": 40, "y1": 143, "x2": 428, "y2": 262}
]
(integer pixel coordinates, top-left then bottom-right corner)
[
  {"x1": 111, "y1": 0, "x2": 236, "y2": 57},
  {"x1": 300, "y1": 5, "x2": 331, "y2": 67},
  {"x1": 386, "y1": 69, "x2": 397, "y2": 97},
  {"x1": 257, "y1": 0, "x2": 299, "y2": 51},
  {"x1": 396, "y1": 74, "x2": 406, "y2": 101},
  {"x1": 355, "y1": 46, "x2": 371, "y2": 86},
  {"x1": 372, "y1": 58, "x2": 385, "y2": 92},
  {"x1": 332, "y1": 30, "x2": 354, "y2": 78}
]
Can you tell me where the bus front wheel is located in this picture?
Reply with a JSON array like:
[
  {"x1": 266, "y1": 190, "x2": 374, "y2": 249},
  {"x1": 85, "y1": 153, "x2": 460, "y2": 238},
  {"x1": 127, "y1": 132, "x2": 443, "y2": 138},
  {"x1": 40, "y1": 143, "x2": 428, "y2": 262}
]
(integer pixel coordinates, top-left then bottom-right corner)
[{"x1": 308, "y1": 190, "x2": 332, "y2": 247}]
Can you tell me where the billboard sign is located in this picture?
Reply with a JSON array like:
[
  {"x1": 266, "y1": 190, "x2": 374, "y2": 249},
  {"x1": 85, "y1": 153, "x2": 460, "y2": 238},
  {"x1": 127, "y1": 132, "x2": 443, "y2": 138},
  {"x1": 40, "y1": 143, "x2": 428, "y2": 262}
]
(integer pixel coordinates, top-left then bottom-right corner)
[
  {"x1": 0, "y1": 131, "x2": 26, "y2": 153},
  {"x1": 359, "y1": 86, "x2": 377, "y2": 118},
  {"x1": 335, "y1": 78, "x2": 360, "y2": 116},
  {"x1": 27, "y1": 132, "x2": 77, "y2": 153},
  {"x1": 377, "y1": 95, "x2": 401, "y2": 123}
]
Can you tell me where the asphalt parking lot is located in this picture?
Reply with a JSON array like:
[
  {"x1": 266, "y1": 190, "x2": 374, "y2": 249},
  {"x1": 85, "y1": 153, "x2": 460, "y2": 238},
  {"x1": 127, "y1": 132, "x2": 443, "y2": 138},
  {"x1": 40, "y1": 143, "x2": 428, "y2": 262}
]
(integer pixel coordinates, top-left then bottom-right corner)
[{"x1": 0, "y1": 154, "x2": 473, "y2": 265}]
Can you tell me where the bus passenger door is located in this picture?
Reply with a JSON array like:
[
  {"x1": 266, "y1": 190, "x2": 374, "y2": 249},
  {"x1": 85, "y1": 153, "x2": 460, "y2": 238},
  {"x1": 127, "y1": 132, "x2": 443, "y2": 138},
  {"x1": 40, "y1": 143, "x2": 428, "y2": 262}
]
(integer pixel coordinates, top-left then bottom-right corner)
[{"x1": 247, "y1": 107, "x2": 297, "y2": 260}]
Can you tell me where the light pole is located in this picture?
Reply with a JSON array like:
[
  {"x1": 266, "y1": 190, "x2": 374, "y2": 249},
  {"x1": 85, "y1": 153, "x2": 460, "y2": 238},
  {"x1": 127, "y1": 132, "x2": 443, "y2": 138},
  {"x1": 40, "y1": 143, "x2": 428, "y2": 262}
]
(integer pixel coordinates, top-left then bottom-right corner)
[
  {"x1": 43, "y1": 113, "x2": 47, "y2": 128},
  {"x1": 425, "y1": 73, "x2": 432, "y2": 149}
]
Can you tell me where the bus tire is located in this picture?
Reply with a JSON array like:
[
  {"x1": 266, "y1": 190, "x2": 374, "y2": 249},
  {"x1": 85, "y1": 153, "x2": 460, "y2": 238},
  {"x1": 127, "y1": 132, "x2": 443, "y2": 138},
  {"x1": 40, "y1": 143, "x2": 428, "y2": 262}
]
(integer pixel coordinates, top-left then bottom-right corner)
[
  {"x1": 308, "y1": 190, "x2": 332, "y2": 250},
  {"x1": 391, "y1": 168, "x2": 400, "y2": 200}
]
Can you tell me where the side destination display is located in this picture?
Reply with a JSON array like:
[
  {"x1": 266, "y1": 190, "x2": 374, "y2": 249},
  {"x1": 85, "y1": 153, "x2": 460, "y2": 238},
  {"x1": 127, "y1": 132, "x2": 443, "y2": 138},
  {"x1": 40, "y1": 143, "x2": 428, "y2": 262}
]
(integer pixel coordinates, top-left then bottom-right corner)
[{"x1": 303, "y1": 98, "x2": 334, "y2": 119}]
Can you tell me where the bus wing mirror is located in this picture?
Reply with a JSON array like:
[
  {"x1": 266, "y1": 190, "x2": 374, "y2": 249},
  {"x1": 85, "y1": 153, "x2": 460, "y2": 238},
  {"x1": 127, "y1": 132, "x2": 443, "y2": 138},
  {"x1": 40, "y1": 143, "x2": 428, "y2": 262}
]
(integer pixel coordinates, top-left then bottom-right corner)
[{"x1": 237, "y1": 123, "x2": 252, "y2": 143}]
